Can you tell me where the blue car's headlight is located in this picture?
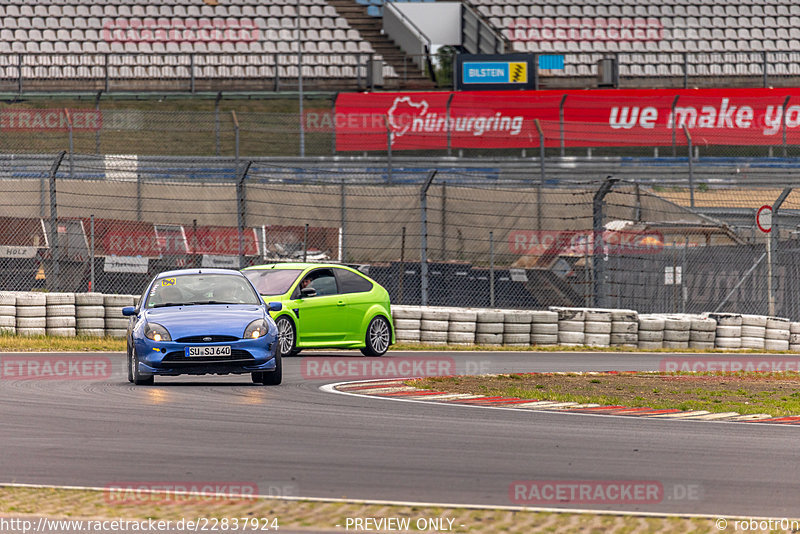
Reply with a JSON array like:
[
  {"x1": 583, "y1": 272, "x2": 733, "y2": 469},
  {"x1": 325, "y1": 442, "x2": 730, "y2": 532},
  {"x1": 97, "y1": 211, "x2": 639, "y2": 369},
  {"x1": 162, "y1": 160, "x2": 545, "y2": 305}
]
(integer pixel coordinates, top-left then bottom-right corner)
[
  {"x1": 144, "y1": 322, "x2": 171, "y2": 342},
  {"x1": 244, "y1": 319, "x2": 269, "y2": 339}
]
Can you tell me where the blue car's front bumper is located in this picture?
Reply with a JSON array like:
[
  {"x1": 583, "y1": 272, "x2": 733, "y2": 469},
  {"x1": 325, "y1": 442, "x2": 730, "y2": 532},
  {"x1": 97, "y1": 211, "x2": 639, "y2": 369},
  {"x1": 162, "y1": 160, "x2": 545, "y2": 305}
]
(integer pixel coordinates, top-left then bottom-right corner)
[{"x1": 133, "y1": 336, "x2": 279, "y2": 376}]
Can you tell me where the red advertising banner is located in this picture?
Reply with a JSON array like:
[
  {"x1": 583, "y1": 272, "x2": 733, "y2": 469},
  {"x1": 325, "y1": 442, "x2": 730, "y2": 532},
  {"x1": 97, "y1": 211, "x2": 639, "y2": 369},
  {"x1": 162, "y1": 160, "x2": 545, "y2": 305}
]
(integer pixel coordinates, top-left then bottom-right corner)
[{"x1": 334, "y1": 88, "x2": 800, "y2": 150}]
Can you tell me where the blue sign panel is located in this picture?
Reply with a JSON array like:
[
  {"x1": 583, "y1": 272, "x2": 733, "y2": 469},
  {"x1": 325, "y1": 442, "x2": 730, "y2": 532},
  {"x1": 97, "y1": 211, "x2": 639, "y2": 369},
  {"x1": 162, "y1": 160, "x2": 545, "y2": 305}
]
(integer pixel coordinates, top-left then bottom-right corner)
[
  {"x1": 538, "y1": 55, "x2": 564, "y2": 70},
  {"x1": 455, "y1": 54, "x2": 536, "y2": 91},
  {"x1": 463, "y1": 62, "x2": 510, "y2": 84}
]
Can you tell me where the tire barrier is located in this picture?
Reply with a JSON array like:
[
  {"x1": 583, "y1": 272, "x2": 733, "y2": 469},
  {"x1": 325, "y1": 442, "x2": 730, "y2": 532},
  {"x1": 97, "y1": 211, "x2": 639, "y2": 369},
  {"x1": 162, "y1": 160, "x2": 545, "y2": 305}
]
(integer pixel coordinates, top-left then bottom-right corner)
[
  {"x1": 0, "y1": 292, "x2": 15, "y2": 334},
  {"x1": 4, "y1": 290, "x2": 800, "y2": 353},
  {"x1": 45, "y1": 293, "x2": 76, "y2": 338}
]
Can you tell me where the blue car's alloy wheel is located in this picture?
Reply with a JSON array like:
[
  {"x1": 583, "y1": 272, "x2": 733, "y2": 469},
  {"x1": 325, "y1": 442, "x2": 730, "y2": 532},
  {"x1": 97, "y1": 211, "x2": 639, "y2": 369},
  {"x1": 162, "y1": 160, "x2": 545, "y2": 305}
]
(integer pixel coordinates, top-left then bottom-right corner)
[{"x1": 361, "y1": 316, "x2": 390, "y2": 357}]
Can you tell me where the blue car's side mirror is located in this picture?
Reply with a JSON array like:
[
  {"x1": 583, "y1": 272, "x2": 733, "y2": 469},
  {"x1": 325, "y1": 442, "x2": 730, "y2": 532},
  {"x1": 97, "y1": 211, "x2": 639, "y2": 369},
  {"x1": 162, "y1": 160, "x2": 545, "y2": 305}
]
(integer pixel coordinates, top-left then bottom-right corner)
[
  {"x1": 122, "y1": 306, "x2": 137, "y2": 316},
  {"x1": 268, "y1": 302, "x2": 282, "y2": 312}
]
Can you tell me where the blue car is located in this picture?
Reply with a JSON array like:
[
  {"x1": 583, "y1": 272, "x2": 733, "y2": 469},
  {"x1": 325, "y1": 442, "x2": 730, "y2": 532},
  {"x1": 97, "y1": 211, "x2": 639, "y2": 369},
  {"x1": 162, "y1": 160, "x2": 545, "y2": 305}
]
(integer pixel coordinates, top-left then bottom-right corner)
[{"x1": 123, "y1": 268, "x2": 283, "y2": 386}]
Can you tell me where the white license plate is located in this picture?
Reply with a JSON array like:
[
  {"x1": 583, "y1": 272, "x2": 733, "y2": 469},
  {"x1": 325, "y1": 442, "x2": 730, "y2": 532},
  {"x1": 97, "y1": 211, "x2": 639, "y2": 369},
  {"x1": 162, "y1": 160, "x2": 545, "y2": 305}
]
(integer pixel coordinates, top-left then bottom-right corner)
[{"x1": 186, "y1": 345, "x2": 232, "y2": 357}]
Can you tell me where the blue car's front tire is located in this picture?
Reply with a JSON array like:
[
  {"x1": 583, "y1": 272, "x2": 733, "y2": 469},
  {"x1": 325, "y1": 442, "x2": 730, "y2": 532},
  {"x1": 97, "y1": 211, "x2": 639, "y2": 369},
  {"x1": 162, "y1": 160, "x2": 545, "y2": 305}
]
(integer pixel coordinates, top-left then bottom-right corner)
[
  {"x1": 129, "y1": 346, "x2": 154, "y2": 386},
  {"x1": 259, "y1": 353, "x2": 282, "y2": 385}
]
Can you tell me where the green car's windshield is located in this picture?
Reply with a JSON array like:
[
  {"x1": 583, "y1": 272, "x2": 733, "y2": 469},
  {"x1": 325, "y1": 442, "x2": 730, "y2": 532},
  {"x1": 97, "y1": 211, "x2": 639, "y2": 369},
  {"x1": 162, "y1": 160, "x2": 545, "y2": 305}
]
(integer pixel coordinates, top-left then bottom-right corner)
[
  {"x1": 243, "y1": 269, "x2": 303, "y2": 296},
  {"x1": 146, "y1": 274, "x2": 262, "y2": 308}
]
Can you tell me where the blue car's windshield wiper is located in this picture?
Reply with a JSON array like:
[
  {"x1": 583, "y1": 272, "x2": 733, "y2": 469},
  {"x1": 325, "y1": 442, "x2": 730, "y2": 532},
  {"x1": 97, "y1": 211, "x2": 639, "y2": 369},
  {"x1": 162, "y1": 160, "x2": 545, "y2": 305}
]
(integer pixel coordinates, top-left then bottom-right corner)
[
  {"x1": 150, "y1": 302, "x2": 193, "y2": 308},
  {"x1": 189, "y1": 300, "x2": 232, "y2": 305}
]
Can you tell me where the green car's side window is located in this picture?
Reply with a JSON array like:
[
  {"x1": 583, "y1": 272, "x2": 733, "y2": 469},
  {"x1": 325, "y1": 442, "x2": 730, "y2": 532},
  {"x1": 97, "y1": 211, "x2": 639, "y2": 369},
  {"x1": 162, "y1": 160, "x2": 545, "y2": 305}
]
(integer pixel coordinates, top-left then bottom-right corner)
[
  {"x1": 335, "y1": 268, "x2": 374, "y2": 294},
  {"x1": 293, "y1": 268, "x2": 338, "y2": 298}
]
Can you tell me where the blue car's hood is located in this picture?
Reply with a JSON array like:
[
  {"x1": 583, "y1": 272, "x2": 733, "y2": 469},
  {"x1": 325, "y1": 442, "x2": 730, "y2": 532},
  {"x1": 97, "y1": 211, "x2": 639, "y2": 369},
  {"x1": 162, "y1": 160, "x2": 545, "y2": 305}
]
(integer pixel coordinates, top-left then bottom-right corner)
[{"x1": 143, "y1": 305, "x2": 266, "y2": 339}]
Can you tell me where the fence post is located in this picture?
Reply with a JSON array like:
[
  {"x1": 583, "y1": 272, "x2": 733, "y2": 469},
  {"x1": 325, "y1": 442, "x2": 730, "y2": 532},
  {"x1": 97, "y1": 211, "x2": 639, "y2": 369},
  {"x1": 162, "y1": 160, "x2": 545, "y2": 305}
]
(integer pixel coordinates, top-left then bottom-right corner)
[
  {"x1": 236, "y1": 161, "x2": 252, "y2": 270},
  {"x1": 231, "y1": 110, "x2": 239, "y2": 170},
  {"x1": 770, "y1": 188, "x2": 792, "y2": 316},
  {"x1": 559, "y1": 94, "x2": 567, "y2": 157},
  {"x1": 440, "y1": 181, "x2": 446, "y2": 261},
  {"x1": 214, "y1": 91, "x2": 222, "y2": 157},
  {"x1": 398, "y1": 226, "x2": 406, "y2": 305},
  {"x1": 489, "y1": 230, "x2": 495, "y2": 308},
  {"x1": 94, "y1": 91, "x2": 102, "y2": 155},
  {"x1": 446, "y1": 93, "x2": 454, "y2": 157},
  {"x1": 535, "y1": 118, "x2": 545, "y2": 230},
  {"x1": 302, "y1": 223, "x2": 309, "y2": 262},
  {"x1": 782, "y1": 95, "x2": 791, "y2": 158},
  {"x1": 419, "y1": 170, "x2": 438, "y2": 306},
  {"x1": 683, "y1": 125, "x2": 694, "y2": 208},
  {"x1": 671, "y1": 95, "x2": 680, "y2": 157},
  {"x1": 104, "y1": 54, "x2": 109, "y2": 93},
  {"x1": 90, "y1": 214, "x2": 95, "y2": 292},
  {"x1": 384, "y1": 115, "x2": 393, "y2": 183},
  {"x1": 592, "y1": 175, "x2": 619, "y2": 308},
  {"x1": 65, "y1": 108, "x2": 74, "y2": 180},
  {"x1": 48, "y1": 151, "x2": 66, "y2": 292},
  {"x1": 340, "y1": 178, "x2": 346, "y2": 262},
  {"x1": 296, "y1": 0, "x2": 305, "y2": 158}
]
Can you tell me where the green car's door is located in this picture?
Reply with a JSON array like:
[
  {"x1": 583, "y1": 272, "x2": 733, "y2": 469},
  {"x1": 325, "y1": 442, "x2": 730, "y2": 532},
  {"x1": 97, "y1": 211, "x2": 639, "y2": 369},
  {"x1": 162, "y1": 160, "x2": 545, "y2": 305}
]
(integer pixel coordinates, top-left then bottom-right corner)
[
  {"x1": 294, "y1": 268, "x2": 348, "y2": 344},
  {"x1": 333, "y1": 267, "x2": 377, "y2": 342}
]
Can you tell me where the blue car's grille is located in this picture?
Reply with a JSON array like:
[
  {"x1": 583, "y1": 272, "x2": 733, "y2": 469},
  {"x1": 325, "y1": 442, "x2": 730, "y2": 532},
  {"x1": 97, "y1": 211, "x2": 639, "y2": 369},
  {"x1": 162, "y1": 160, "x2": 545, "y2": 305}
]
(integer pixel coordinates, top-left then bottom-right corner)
[
  {"x1": 163, "y1": 349, "x2": 255, "y2": 363},
  {"x1": 175, "y1": 335, "x2": 240, "y2": 343}
]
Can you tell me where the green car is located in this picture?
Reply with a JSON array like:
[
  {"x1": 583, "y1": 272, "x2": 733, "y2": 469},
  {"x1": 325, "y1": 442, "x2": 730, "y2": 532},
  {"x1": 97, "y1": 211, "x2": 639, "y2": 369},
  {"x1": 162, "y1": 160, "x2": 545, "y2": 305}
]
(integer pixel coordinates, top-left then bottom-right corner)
[{"x1": 242, "y1": 263, "x2": 394, "y2": 357}]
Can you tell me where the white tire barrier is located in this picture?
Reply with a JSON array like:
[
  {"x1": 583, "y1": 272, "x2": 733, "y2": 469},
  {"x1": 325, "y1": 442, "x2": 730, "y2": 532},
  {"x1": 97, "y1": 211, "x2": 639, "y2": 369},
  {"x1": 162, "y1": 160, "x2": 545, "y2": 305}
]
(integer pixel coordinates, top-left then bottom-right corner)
[
  {"x1": 477, "y1": 310, "x2": 505, "y2": 323},
  {"x1": 584, "y1": 310, "x2": 612, "y2": 322},
  {"x1": 715, "y1": 337, "x2": 742, "y2": 349},
  {"x1": 689, "y1": 341, "x2": 715, "y2": 350},
  {"x1": 663, "y1": 317, "x2": 691, "y2": 332},
  {"x1": 475, "y1": 333, "x2": 503, "y2": 345},
  {"x1": 638, "y1": 329, "x2": 664, "y2": 342},
  {"x1": 47, "y1": 327, "x2": 76, "y2": 337},
  {"x1": 16, "y1": 293, "x2": 45, "y2": 307},
  {"x1": 449, "y1": 309, "x2": 477, "y2": 323},
  {"x1": 791, "y1": 322, "x2": 800, "y2": 335},
  {"x1": 502, "y1": 333, "x2": 530, "y2": 345},
  {"x1": 691, "y1": 318, "x2": 717, "y2": 332},
  {"x1": 531, "y1": 310, "x2": 558, "y2": 323},
  {"x1": 610, "y1": 333, "x2": 637, "y2": 345},
  {"x1": 741, "y1": 314, "x2": 768, "y2": 327},
  {"x1": 663, "y1": 329, "x2": 690, "y2": 342},
  {"x1": 393, "y1": 318, "x2": 421, "y2": 330},
  {"x1": 558, "y1": 320, "x2": 584, "y2": 333},
  {"x1": 504, "y1": 311, "x2": 532, "y2": 324},
  {"x1": 448, "y1": 331, "x2": 475, "y2": 344},
  {"x1": 531, "y1": 322, "x2": 558, "y2": 335},
  {"x1": 741, "y1": 337, "x2": 766, "y2": 349},
  {"x1": 75, "y1": 293, "x2": 104, "y2": 306},
  {"x1": 584, "y1": 333, "x2": 611, "y2": 347},
  {"x1": 0, "y1": 293, "x2": 15, "y2": 306},
  {"x1": 104, "y1": 318, "x2": 129, "y2": 330},
  {"x1": 709, "y1": 313, "x2": 742, "y2": 327},
  {"x1": 76, "y1": 317, "x2": 105, "y2": 329},
  {"x1": 76, "y1": 305, "x2": 105, "y2": 318},
  {"x1": 610, "y1": 309, "x2": 638, "y2": 322},
  {"x1": 503, "y1": 323, "x2": 530, "y2": 334},
  {"x1": 611, "y1": 321, "x2": 638, "y2": 334},
  {"x1": 395, "y1": 330, "x2": 421, "y2": 342},
  {"x1": 766, "y1": 317, "x2": 790, "y2": 330},
  {"x1": 476, "y1": 322, "x2": 503, "y2": 334},
  {"x1": 765, "y1": 339, "x2": 790, "y2": 351},
  {"x1": 17, "y1": 327, "x2": 46, "y2": 336},
  {"x1": 16, "y1": 305, "x2": 45, "y2": 318},
  {"x1": 551, "y1": 307, "x2": 586, "y2": 322},
  {"x1": 530, "y1": 334, "x2": 558, "y2": 346},
  {"x1": 584, "y1": 321, "x2": 612, "y2": 334},
  {"x1": 557, "y1": 330, "x2": 585, "y2": 346},
  {"x1": 421, "y1": 319, "x2": 448, "y2": 331},
  {"x1": 766, "y1": 328, "x2": 790, "y2": 341},
  {"x1": 421, "y1": 309, "x2": 449, "y2": 321},
  {"x1": 740, "y1": 325, "x2": 766, "y2": 338},
  {"x1": 715, "y1": 325, "x2": 742, "y2": 338},
  {"x1": 420, "y1": 330, "x2": 447, "y2": 343},
  {"x1": 638, "y1": 316, "x2": 665, "y2": 331},
  {"x1": 46, "y1": 293, "x2": 75, "y2": 305},
  {"x1": 46, "y1": 316, "x2": 76, "y2": 328},
  {"x1": 16, "y1": 317, "x2": 46, "y2": 328},
  {"x1": 689, "y1": 330, "x2": 715, "y2": 342},
  {"x1": 46, "y1": 304, "x2": 76, "y2": 317},
  {"x1": 663, "y1": 340, "x2": 689, "y2": 349}
]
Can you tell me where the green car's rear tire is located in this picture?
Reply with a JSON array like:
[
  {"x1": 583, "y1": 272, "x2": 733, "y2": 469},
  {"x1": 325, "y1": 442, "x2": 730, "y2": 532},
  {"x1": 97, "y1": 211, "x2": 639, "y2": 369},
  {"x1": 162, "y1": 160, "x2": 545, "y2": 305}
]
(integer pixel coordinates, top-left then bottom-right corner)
[
  {"x1": 275, "y1": 315, "x2": 297, "y2": 358},
  {"x1": 361, "y1": 315, "x2": 391, "y2": 357}
]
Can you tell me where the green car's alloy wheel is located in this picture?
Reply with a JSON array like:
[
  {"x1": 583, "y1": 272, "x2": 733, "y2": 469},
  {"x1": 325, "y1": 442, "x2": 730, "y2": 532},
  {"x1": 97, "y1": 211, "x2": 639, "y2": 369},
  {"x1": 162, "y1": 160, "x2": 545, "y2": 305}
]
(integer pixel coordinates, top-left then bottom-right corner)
[
  {"x1": 275, "y1": 315, "x2": 297, "y2": 357},
  {"x1": 361, "y1": 316, "x2": 391, "y2": 357}
]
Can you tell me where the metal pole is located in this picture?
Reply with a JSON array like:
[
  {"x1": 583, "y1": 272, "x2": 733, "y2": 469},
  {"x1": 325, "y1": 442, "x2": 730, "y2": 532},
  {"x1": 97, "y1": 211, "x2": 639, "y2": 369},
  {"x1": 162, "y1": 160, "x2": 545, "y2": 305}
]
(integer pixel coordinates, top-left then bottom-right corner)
[
  {"x1": 446, "y1": 93, "x2": 454, "y2": 157},
  {"x1": 559, "y1": 94, "x2": 567, "y2": 157},
  {"x1": 340, "y1": 178, "x2": 346, "y2": 262},
  {"x1": 770, "y1": 187, "x2": 792, "y2": 316},
  {"x1": 684, "y1": 125, "x2": 694, "y2": 208},
  {"x1": 398, "y1": 226, "x2": 406, "y2": 305},
  {"x1": 65, "y1": 109, "x2": 73, "y2": 180},
  {"x1": 420, "y1": 170, "x2": 438, "y2": 306},
  {"x1": 214, "y1": 91, "x2": 222, "y2": 157},
  {"x1": 384, "y1": 115, "x2": 392, "y2": 183},
  {"x1": 90, "y1": 214, "x2": 95, "y2": 292},
  {"x1": 671, "y1": 95, "x2": 680, "y2": 157},
  {"x1": 236, "y1": 161, "x2": 252, "y2": 270},
  {"x1": 489, "y1": 231, "x2": 494, "y2": 308},
  {"x1": 535, "y1": 118, "x2": 544, "y2": 231},
  {"x1": 297, "y1": 0, "x2": 305, "y2": 157},
  {"x1": 231, "y1": 110, "x2": 239, "y2": 172},
  {"x1": 192, "y1": 218, "x2": 198, "y2": 268},
  {"x1": 94, "y1": 92, "x2": 101, "y2": 155},
  {"x1": 782, "y1": 95, "x2": 791, "y2": 158},
  {"x1": 302, "y1": 223, "x2": 309, "y2": 262},
  {"x1": 48, "y1": 151, "x2": 66, "y2": 292},
  {"x1": 592, "y1": 175, "x2": 619, "y2": 308},
  {"x1": 440, "y1": 181, "x2": 446, "y2": 261}
]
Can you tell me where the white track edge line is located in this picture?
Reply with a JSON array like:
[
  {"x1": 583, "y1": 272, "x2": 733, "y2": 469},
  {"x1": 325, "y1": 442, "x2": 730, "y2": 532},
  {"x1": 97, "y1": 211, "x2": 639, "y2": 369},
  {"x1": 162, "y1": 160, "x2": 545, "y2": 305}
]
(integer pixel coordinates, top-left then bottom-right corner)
[
  {"x1": 321, "y1": 379, "x2": 800, "y2": 428},
  {"x1": 0, "y1": 482, "x2": 787, "y2": 522}
]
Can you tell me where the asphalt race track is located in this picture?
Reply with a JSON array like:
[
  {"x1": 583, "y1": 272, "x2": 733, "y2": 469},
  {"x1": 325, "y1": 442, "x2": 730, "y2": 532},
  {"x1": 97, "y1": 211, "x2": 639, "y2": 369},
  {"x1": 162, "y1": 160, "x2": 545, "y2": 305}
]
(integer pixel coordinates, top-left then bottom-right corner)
[{"x1": 0, "y1": 350, "x2": 797, "y2": 517}]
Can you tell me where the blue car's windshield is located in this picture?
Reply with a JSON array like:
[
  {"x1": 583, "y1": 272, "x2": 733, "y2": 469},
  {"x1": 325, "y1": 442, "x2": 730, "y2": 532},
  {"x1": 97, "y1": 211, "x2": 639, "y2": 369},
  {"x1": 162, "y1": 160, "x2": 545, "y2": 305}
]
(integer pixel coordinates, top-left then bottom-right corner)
[
  {"x1": 243, "y1": 269, "x2": 302, "y2": 296},
  {"x1": 145, "y1": 274, "x2": 262, "y2": 308}
]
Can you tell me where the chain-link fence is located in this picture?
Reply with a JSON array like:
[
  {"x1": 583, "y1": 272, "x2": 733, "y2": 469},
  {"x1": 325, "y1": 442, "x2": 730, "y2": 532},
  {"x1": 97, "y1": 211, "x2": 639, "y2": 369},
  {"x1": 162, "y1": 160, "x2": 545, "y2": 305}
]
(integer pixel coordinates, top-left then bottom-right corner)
[{"x1": 1, "y1": 150, "x2": 800, "y2": 318}]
